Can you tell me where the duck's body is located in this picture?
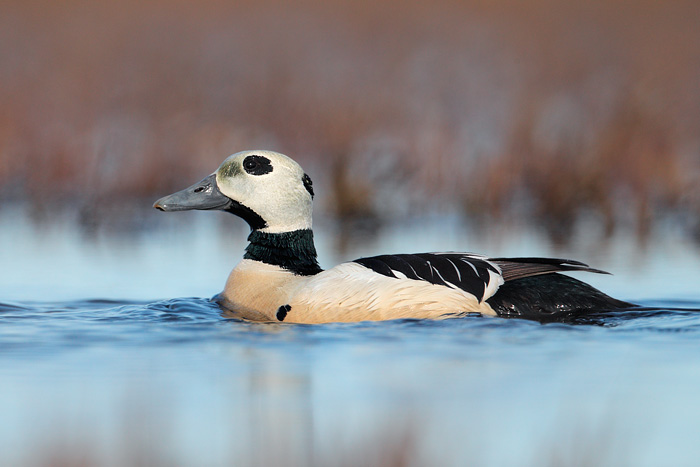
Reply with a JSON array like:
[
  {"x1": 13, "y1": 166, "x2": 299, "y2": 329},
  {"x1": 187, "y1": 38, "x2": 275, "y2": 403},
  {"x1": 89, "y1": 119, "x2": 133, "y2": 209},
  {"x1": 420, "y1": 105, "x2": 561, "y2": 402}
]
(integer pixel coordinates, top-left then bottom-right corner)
[
  {"x1": 155, "y1": 150, "x2": 632, "y2": 323},
  {"x1": 219, "y1": 256, "x2": 495, "y2": 323}
]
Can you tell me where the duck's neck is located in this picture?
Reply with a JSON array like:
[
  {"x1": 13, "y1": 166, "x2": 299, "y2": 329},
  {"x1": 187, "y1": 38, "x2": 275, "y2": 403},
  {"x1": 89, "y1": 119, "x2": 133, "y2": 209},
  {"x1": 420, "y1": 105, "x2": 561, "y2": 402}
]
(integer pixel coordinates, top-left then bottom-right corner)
[{"x1": 244, "y1": 229, "x2": 322, "y2": 276}]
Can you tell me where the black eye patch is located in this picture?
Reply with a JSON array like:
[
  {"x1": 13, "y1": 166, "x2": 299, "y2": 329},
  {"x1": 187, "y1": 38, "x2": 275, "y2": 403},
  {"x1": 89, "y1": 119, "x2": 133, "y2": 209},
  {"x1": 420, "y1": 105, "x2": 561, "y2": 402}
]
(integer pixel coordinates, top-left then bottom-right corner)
[{"x1": 242, "y1": 155, "x2": 273, "y2": 175}]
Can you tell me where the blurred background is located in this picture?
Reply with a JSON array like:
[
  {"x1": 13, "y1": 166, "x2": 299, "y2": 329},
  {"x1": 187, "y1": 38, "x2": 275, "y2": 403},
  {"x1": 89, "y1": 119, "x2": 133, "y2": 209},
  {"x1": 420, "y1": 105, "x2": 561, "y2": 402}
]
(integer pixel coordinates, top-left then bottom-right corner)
[
  {"x1": 3, "y1": 1, "x2": 700, "y2": 466},
  {"x1": 2, "y1": 0, "x2": 700, "y2": 246}
]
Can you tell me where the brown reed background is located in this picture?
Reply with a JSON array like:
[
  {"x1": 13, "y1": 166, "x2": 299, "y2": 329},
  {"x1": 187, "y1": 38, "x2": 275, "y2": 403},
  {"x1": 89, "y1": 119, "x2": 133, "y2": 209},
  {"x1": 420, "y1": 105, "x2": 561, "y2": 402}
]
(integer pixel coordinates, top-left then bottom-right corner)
[{"x1": 1, "y1": 0, "x2": 699, "y2": 243}]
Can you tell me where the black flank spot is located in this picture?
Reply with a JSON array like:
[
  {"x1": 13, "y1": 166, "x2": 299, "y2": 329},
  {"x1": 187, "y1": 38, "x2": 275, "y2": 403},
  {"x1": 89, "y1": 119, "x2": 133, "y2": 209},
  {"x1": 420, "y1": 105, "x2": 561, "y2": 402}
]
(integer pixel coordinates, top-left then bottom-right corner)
[
  {"x1": 302, "y1": 173, "x2": 314, "y2": 199},
  {"x1": 243, "y1": 155, "x2": 273, "y2": 175},
  {"x1": 277, "y1": 304, "x2": 291, "y2": 321}
]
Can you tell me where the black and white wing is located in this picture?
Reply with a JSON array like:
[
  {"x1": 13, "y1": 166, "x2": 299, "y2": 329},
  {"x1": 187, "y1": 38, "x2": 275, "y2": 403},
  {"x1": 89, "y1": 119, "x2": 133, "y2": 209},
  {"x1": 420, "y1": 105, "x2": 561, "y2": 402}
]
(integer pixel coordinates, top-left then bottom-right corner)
[
  {"x1": 353, "y1": 253, "x2": 615, "y2": 306},
  {"x1": 353, "y1": 253, "x2": 503, "y2": 302}
]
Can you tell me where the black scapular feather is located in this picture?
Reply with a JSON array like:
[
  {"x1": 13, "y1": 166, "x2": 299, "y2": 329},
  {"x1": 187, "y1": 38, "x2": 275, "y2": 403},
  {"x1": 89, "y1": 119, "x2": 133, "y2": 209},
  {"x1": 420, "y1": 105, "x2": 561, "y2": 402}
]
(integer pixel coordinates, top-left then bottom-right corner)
[{"x1": 354, "y1": 253, "x2": 499, "y2": 302}]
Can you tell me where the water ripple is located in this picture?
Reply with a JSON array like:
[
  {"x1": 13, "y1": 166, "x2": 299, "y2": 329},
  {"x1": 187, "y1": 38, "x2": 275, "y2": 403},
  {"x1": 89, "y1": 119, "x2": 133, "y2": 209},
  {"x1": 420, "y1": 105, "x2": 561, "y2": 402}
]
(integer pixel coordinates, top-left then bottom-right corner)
[{"x1": 1, "y1": 297, "x2": 699, "y2": 357}]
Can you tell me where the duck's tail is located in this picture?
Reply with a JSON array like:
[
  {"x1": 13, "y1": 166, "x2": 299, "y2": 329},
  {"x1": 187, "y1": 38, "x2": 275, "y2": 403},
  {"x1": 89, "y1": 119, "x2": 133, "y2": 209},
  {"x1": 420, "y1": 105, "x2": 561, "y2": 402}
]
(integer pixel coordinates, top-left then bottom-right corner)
[
  {"x1": 486, "y1": 273, "x2": 635, "y2": 322},
  {"x1": 490, "y1": 257, "x2": 610, "y2": 281}
]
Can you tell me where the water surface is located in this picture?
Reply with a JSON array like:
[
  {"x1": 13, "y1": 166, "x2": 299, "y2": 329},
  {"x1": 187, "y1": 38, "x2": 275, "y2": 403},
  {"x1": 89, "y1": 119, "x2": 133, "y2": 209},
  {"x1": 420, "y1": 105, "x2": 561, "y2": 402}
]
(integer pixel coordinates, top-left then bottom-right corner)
[{"x1": 2, "y1": 209, "x2": 700, "y2": 466}]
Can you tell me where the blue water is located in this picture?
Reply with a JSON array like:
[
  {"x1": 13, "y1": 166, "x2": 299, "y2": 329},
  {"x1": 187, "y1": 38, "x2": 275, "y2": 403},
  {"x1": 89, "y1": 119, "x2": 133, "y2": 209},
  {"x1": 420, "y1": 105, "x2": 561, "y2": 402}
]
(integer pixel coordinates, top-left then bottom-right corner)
[{"x1": 3, "y1": 209, "x2": 700, "y2": 466}]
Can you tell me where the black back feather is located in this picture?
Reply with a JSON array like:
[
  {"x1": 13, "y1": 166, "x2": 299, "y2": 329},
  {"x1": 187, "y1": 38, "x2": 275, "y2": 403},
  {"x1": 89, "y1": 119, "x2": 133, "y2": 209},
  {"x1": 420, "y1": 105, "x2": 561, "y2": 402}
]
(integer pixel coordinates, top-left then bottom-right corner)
[{"x1": 354, "y1": 253, "x2": 500, "y2": 302}]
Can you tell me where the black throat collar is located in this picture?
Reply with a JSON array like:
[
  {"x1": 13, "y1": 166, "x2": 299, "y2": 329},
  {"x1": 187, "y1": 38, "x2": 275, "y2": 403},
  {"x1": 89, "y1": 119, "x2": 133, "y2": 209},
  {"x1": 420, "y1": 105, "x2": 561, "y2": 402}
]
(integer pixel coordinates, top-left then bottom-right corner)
[{"x1": 244, "y1": 229, "x2": 323, "y2": 276}]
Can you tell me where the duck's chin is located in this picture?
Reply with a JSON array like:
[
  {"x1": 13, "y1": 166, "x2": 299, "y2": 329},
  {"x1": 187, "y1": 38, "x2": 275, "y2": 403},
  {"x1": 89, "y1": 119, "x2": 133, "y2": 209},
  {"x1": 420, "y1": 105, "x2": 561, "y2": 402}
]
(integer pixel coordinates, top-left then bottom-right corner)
[{"x1": 223, "y1": 200, "x2": 268, "y2": 231}]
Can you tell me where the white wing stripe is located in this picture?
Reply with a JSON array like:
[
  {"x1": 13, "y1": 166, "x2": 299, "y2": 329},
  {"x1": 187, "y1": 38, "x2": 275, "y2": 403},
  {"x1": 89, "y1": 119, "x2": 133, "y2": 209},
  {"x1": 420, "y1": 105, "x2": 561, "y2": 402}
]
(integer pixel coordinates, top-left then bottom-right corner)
[
  {"x1": 460, "y1": 257, "x2": 479, "y2": 276},
  {"x1": 391, "y1": 269, "x2": 408, "y2": 279},
  {"x1": 445, "y1": 257, "x2": 462, "y2": 282},
  {"x1": 406, "y1": 262, "x2": 418, "y2": 278},
  {"x1": 483, "y1": 269, "x2": 504, "y2": 301},
  {"x1": 431, "y1": 264, "x2": 449, "y2": 285}
]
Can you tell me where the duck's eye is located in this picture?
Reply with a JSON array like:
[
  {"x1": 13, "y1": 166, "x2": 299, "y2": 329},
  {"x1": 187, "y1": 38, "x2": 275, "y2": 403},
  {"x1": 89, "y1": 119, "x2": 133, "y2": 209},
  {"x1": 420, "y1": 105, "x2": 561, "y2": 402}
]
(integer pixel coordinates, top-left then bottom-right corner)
[
  {"x1": 242, "y1": 155, "x2": 273, "y2": 175},
  {"x1": 243, "y1": 158, "x2": 257, "y2": 171}
]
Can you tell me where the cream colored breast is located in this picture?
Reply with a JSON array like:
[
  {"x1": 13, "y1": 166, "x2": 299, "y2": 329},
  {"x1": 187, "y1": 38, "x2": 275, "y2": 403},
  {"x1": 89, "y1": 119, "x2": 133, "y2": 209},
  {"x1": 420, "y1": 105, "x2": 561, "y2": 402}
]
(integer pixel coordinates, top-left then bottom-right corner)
[{"x1": 218, "y1": 259, "x2": 308, "y2": 321}]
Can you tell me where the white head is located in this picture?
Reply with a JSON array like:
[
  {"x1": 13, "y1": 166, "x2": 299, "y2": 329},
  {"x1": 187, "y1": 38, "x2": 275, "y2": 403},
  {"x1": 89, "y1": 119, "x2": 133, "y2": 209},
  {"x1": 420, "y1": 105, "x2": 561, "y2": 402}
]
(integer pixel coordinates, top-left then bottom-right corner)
[
  {"x1": 216, "y1": 150, "x2": 314, "y2": 232},
  {"x1": 154, "y1": 150, "x2": 315, "y2": 234}
]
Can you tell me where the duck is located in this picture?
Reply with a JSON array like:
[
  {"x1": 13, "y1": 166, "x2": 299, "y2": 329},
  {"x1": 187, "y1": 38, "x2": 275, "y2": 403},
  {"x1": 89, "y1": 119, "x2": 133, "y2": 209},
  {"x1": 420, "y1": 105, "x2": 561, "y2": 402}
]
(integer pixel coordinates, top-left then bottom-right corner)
[{"x1": 154, "y1": 150, "x2": 633, "y2": 323}]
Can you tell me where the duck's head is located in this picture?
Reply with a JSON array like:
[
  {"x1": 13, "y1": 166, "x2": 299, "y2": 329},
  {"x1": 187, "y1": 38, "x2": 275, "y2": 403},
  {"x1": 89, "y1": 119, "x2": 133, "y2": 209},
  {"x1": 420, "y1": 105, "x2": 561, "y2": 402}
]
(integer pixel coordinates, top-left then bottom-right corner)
[{"x1": 154, "y1": 150, "x2": 314, "y2": 233}]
